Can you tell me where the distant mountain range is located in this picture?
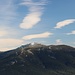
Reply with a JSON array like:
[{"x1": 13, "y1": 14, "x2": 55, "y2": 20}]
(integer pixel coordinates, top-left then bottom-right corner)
[{"x1": 0, "y1": 43, "x2": 75, "y2": 75}]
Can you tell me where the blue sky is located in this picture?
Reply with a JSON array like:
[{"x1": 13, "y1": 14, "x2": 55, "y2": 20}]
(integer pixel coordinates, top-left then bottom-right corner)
[{"x1": 0, "y1": 0, "x2": 75, "y2": 51}]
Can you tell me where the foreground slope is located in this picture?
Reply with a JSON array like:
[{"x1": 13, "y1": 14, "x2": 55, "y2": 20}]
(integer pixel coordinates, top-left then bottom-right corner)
[{"x1": 0, "y1": 43, "x2": 75, "y2": 75}]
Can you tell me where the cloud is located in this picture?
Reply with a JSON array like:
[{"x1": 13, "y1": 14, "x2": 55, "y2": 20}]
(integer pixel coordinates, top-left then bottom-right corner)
[
  {"x1": 67, "y1": 30, "x2": 75, "y2": 35},
  {"x1": 55, "y1": 39, "x2": 63, "y2": 45},
  {"x1": 0, "y1": 27, "x2": 10, "y2": 37},
  {"x1": 54, "y1": 19, "x2": 75, "y2": 29},
  {"x1": 19, "y1": 0, "x2": 47, "y2": 29},
  {"x1": 20, "y1": 0, "x2": 47, "y2": 6},
  {"x1": 0, "y1": 26, "x2": 19, "y2": 38},
  {"x1": 0, "y1": 30, "x2": 8, "y2": 37},
  {"x1": 73, "y1": 42, "x2": 75, "y2": 44},
  {"x1": 22, "y1": 32, "x2": 53, "y2": 40},
  {"x1": 0, "y1": 0, "x2": 16, "y2": 26},
  {"x1": 0, "y1": 38, "x2": 23, "y2": 51},
  {"x1": 20, "y1": 12, "x2": 41, "y2": 29}
]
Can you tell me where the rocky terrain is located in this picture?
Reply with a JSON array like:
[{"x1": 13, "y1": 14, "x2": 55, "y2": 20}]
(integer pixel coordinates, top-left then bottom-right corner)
[{"x1": 0, "y1": 43, "x2": 75, "y2": 75}]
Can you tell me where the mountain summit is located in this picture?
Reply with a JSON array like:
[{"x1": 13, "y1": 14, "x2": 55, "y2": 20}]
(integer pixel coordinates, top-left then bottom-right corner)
[
  {"x1": 0, "y1": 43, "x2": 75, "y2": 75},
  {"x1": 20, "y1": 42, "x2": 45, "y2": 48}
]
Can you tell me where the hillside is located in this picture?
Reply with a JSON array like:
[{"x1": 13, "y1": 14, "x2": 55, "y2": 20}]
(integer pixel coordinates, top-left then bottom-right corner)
[{"x1": 0, "y1": 43, "x2": 75, "y2": 75}]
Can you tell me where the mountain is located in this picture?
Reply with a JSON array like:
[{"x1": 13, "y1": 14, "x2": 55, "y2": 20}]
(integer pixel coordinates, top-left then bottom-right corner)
[{"x1": 0, "y1": 43, "x2": 75, "y2": 75}]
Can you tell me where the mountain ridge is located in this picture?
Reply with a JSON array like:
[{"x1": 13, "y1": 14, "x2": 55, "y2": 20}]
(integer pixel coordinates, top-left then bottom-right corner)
[{"x1": 0, "y1": 43, "x2": 75, "y2": 75}]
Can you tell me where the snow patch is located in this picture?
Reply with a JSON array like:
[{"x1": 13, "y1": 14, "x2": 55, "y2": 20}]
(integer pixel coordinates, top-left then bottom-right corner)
[{"x1": 31, "y1": 42, "x2": 35, "y2": 45}]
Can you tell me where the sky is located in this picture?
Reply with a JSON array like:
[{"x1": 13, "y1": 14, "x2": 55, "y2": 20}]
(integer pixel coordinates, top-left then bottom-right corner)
[{"x1": 0, "y1": 0, "x2": 75, "y2": 51}]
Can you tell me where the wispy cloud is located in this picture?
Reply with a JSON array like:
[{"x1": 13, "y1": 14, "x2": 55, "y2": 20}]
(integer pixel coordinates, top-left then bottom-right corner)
[
  {"x1": 55, "y1": 39, "x2": 63, "y2": 45},
  {"x1": 20, "y1": 0, "x2": 48, "y2": 29},
  {"x1": 0, "y1": 30, "x2": 8, "y2": 37},
  {"x1": 67, "y1": 30, "x2": 75, "y2": 35},
  {"x1": 0, "y1": 38, "x2": 23, "y2": 51},
  {"x1": 73, "y1": 42, "x2": 75, "y2": 44},
  {"x1": 0, "y1": 0, "x2": 16, "y2": 26},
  {"x1": 0, "y1": 26, "x2": 10, "y2": 37},
  {"x1": 22, "y1": 32, "x2": 53, "y2": 40},
  {"x1": 54, "y1": 19, "x2": 75, "y2": 29}
]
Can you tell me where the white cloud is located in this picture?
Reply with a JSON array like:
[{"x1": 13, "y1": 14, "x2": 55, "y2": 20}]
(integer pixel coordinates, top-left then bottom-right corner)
[
  {"x1": 20, "y1": 12, "x2": 41, "y2": 29},
  {"x1": 55, "y1": 39, "x2": 63, "y2": 45},
  {"x1": 54, "y1": 19, "x2": 75, "y2": 29},
  {"x1": 20, "y1": 0, "x2": 47, "y2": 29},
  {"x1": 67, "y1": 30, "x2": 75, "y2": 35},
  {"x1": 20, "y1": 0, "x2": 47, "y2": 6},
  {"x1": 0, "y1": 39, "x2": 23, "y2": 51},
  {"x1": 22, "y1": 32, "x2": 53, "y2": 40}
]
